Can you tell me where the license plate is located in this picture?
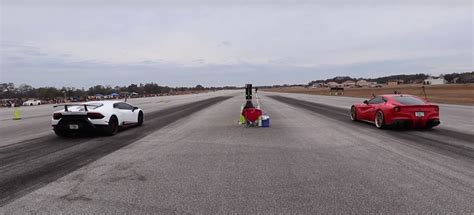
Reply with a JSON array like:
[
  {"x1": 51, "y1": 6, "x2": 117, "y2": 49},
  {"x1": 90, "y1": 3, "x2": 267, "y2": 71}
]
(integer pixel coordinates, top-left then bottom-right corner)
[
  {"x1": 69, "y1": 124, "x2": 79, "y2": 130},
  {"x1": 415, "y1": 112, "x2": 424, "y2": 117}
]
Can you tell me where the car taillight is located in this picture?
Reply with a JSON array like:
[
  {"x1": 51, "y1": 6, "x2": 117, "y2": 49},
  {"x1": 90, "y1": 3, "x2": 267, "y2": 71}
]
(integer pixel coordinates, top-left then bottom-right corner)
[
  {"x1": 434, "y1": 106, "x2": 439, "y2": 112},
  {"x1": 53, "y1": 113, "x2": 62, "y2": 120},
  {"x1": 87, "y1": 112, "x2": 105, "y2": 119},
  {"x1": 393, "y1": 107, "x2": 400, "y2": 112}
]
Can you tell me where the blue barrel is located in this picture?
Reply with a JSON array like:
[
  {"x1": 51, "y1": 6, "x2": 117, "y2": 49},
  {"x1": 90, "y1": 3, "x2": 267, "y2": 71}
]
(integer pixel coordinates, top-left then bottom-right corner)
[{"x1": 261, "y1": 115, "x2": 270, "y2": 127}]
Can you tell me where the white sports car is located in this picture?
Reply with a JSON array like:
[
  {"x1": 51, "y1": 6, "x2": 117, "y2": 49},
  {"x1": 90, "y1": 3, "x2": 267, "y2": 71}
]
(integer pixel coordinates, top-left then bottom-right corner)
[
  {"x1": 52, "y1": 101, "x2": 144, "y2": 137},
  {"x1": 23, "y1": 99, "x2": 41, "y2": 106}
]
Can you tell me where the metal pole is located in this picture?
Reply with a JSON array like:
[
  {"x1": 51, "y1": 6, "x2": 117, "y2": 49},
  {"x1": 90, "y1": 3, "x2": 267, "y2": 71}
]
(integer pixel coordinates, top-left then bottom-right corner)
[{"x1": 422, "y1": 86, "x2": 427, "y2": 100}]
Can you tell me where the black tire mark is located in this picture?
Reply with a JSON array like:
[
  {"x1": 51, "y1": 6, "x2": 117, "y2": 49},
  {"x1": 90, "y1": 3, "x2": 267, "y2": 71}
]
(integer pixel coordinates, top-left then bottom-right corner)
[
  {"x1": 268, "y1": 95, "x2": 474, "y2": 159},
  {"x1": 0, "y1": 96, "x2": 231, "y2": 206}
]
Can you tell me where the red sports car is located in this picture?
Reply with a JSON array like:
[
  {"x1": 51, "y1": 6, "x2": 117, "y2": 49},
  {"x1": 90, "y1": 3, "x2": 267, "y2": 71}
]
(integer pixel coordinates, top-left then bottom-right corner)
[{"x1": 350, "y1": 94, "x2": 440, "y2": 129}]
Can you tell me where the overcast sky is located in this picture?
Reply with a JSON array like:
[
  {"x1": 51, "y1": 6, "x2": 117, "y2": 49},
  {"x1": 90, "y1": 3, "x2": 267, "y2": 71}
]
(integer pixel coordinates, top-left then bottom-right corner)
[{"x1": 1, "y1": 0, "x2": 472, "y2": 88}]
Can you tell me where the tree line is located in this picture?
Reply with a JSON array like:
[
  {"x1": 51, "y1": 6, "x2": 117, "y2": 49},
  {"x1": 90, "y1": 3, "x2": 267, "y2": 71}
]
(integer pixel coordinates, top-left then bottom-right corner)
[
  {"x1": 307, "y1": 71, "x2": 474, "y2": 86},
  {"x1": 0, "y1": 83, "x2": 237, "y2": 100}
]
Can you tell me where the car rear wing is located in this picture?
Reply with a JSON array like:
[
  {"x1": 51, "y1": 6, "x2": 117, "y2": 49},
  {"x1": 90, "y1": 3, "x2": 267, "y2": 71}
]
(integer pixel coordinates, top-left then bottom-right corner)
[{"x1": 53, "y1": 103, "x2": 103, "y2": 112}]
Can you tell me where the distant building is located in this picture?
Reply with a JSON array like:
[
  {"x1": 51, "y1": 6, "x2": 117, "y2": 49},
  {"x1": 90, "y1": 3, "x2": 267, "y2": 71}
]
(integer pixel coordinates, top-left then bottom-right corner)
[
  {"x1": 311, "y1": 82, "x2": 325, "y2": 88},
  {"x1": 326, "y1": 81, "x2": 339, "y2": 88},
  {"x1": 387, "y1": 81, "x2": 398, "y2": 86},
  {"x1": 356, "y1": 80, "x2": 369, "y2": 87},
  {"x1": 368, "y1": 82, "x2": 382, "y2": 88},
  {"x1": 342, "y1": 80, "x2": 356, "y2": 87},
  {"x1": 387, "y1": 80, "x2": 404, "y2": 86},
  {"x1": 424, "y1": 76, "x2": 447, "y2": 85}
]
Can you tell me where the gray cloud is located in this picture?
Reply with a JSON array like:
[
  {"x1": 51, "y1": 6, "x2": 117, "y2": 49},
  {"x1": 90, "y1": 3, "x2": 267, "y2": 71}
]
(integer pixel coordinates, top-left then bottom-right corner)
[
  {"x1": 1, "y1": 1, "x2": 472, "y2": 87},
  {"x1": 218, "y1": 41, "x2": 231, "y2": 47},
  {"x1": 2, "y1": 41, "x2": 470, "y2": 88}
]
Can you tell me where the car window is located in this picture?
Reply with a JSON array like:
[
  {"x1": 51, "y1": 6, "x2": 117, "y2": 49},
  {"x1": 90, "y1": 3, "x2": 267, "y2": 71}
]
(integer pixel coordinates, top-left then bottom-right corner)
[
  {"x1": 121, "y1": 103, "x2": 133, "y2": 110},
  {"x1": 113, "y1": 102, "x2": 123, "y2": 109},
  {"x1": 114, "y1": 102, "x2": 133, "y2": 110},
  {"x1": 393, "y1": 96, "x2": 426, "y2": 105},
  {"x1": 368, "y1": 97, "x2": 385, "y2": 104}
]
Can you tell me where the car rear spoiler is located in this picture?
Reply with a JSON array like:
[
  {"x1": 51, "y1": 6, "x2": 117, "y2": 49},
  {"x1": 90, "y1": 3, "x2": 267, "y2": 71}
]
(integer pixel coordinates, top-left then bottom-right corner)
[{"x1": 53, "y1": 103, "x2": 103, "y2": 112}]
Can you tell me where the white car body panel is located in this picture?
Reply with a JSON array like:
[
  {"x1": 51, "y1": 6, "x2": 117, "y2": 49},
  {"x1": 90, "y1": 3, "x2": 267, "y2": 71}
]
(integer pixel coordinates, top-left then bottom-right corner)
[{"x1": 51, "y1": 101, "x2": 143, "y2": 128}]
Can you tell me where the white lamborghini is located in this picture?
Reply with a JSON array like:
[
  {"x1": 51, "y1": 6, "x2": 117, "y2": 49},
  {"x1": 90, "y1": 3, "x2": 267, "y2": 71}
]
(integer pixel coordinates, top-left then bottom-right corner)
[
  {"x1": 23, "y1": 99, "x2": 42, "y2": 106},
  {"x1": 51, "y1": 101, "x2": 144, "y2": 136}
]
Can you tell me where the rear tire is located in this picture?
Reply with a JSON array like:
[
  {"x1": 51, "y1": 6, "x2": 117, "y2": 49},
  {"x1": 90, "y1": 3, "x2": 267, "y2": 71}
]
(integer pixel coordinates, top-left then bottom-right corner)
[
  {"x1": 350, "y1": 106, "x2": 358, "y2": 121},
  {"x1": 137, "y1": 111, "x2": 144, "y2": 126},
  {"x1": 105, "y1": 116, "x2": 119, "y2": 136},
  {"x1": 375, "y1": 110, "x2": 385, "y2": 129}
]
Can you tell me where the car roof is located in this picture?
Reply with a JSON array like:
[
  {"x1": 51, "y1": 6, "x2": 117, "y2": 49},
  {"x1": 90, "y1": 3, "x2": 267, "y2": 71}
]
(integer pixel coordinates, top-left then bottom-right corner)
[
  {"x1": 84, "y1": 100, "x2": 126, "y2": 105},
  {"x1": 379, "y1": 94, "x2": 417, "y2": 98}
]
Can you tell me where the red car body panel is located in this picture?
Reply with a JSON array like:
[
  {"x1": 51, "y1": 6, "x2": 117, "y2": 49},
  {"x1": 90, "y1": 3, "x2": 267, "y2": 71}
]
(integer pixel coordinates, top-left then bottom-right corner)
[{"x1": 352, "y1": 94, "x2": 440, "y2": 128}]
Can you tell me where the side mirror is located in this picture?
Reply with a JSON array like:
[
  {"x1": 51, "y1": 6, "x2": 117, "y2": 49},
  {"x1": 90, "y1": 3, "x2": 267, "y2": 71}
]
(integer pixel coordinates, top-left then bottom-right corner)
[
  {"x1": 363, "y1": 100, "x2": 369, "y2": 105},
  {"x1": 132, "y1": 106, "x2": 138, "y2": 112}
]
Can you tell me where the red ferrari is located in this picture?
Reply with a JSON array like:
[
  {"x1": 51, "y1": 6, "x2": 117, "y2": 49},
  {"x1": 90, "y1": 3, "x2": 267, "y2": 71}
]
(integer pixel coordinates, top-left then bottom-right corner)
[{"x1": 350, "y1": 94, "x2": 440, "y2": 129}]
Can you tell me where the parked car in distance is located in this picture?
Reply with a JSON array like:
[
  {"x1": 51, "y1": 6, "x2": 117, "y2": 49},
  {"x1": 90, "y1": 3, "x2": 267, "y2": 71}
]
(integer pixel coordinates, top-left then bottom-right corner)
[{"x1": 23, "y1": 99, "x2": 42, "y2": 106}]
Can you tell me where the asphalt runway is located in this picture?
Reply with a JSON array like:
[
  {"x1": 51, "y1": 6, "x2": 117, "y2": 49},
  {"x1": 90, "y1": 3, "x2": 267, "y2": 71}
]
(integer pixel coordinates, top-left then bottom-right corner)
[
  {"x1": 0, "y1": 92, "x2": 235, "y2": 146},
  {"x1": 0, "y1": 91, "x2": 473, "y2": 213}
]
